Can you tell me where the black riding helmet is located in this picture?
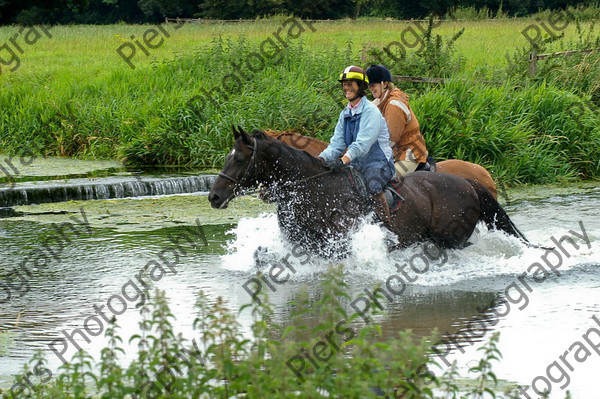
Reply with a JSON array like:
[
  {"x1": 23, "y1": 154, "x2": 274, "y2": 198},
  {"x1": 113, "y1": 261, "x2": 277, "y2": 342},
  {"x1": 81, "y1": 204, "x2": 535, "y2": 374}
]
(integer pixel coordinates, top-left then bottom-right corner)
[{"x1": 366, "y1": 64, "x2": 392, "y2": 84}]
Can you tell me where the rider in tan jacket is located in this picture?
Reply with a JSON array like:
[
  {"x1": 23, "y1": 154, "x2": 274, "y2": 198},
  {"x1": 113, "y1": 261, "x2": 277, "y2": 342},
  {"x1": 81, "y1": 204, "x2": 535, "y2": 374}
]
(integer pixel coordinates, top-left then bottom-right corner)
[{"x1": 366, "y1": 65, "x2": 429, "y2": 176}]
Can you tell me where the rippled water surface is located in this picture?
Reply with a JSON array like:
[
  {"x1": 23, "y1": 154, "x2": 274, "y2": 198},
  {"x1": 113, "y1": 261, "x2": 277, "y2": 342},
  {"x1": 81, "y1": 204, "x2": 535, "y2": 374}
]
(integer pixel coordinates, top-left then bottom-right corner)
[{"x1": 1, "y1": 183, "x2": 599, "y2": 397}]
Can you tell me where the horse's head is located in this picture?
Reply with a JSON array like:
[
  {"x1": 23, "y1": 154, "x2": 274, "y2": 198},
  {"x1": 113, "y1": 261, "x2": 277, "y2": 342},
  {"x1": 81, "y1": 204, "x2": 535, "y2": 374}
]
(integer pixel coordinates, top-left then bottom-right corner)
[{"x1": 208, "y1": 126, "x2": 261, "y2": 209}]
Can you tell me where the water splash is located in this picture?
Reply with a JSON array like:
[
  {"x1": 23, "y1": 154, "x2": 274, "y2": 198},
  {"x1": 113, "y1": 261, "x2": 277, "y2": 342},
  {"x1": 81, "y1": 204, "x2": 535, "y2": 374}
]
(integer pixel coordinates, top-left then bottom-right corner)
[{"x1": 220, "y1": 212, "x2": 595, "y2": 288}]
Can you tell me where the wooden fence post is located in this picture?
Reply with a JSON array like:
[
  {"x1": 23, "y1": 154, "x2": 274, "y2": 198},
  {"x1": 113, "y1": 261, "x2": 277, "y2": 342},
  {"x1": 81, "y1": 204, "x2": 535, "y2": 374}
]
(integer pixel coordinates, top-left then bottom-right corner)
[{"x1": 529, "y1": 52, "x2": 537, "y2": 76}]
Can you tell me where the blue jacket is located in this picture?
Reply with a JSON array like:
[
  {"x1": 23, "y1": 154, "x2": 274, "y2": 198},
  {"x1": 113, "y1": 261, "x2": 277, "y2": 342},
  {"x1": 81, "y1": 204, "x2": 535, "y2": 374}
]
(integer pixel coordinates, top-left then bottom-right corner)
[{"x1": 320, "y1": 97, "x2": 394, "y2": 193}]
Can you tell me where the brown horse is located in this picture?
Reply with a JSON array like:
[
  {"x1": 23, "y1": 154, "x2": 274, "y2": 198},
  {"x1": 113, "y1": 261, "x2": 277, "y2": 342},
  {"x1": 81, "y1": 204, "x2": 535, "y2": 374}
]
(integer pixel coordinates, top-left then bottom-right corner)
[
  {"x1": 209, "y1": 128, "x2": 527, "y2": 257},
  {"x1": 263, "y1": 130, "x2": 498, "y2": 199}
]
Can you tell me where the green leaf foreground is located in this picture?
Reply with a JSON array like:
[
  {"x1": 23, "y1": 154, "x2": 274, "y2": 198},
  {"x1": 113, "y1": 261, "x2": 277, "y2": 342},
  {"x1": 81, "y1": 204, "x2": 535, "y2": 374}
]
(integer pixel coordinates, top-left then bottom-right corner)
[{"x1": 1, "y1": 267, "x2": 574, "y2": 398}]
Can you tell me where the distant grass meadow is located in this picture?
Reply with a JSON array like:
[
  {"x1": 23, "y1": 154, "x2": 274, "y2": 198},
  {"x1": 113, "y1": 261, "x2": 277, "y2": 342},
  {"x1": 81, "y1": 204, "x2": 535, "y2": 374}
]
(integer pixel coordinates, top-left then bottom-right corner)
[{"x1": 1, "y1": 14, "x2": 600, "y2": 184}]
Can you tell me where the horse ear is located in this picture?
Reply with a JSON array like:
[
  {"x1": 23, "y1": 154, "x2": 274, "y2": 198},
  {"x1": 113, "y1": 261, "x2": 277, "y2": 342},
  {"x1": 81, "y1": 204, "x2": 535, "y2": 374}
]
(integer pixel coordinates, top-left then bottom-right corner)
[
  {"x1": 238, "y1": 127, "x2": 253, "y2": 147},
  {"x1": 232, "y1": 125, "x2": 240, "y2": 140}
]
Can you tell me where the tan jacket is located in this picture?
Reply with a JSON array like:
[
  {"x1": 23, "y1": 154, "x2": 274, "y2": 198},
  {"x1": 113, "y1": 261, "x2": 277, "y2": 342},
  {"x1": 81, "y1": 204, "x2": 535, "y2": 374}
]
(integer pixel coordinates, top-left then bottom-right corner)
[{"x1": 374, "y1": 88, "x2": 427, "y2": 163}]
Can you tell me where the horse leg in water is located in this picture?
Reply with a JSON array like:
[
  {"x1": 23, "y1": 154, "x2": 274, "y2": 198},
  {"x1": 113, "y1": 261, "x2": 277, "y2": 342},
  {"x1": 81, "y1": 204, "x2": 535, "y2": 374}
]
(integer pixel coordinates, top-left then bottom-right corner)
[{"x1": 436, "y1": 159, "x2": 498, "y2": 199}]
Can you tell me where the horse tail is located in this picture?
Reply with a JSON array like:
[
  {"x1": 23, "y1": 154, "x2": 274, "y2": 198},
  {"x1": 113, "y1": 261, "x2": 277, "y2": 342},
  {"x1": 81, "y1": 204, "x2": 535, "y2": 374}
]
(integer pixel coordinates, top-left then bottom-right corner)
[{"x1": 466, "y1": 178, "x2": 529, "y2": 244}]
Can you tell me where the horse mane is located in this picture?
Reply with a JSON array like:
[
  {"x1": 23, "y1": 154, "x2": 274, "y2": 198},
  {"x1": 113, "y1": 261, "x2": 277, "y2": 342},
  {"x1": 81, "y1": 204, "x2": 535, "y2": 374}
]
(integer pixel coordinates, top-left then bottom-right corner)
[{"x1": 251, "y1": 129, "x2": 324, "y2": 169}]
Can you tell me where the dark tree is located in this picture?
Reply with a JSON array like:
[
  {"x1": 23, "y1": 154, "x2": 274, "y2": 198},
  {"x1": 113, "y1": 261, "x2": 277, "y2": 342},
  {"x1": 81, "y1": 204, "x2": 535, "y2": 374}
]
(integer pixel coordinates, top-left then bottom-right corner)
[{"x1": 0, "y1": 0, "x2": 594, "y2": 24}]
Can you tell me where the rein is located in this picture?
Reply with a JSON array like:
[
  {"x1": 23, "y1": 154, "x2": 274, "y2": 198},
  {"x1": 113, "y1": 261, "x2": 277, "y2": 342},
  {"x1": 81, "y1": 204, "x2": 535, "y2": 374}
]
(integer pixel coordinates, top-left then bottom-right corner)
[
  {"x1": 241, "y1": 167, "x2": 337, "y2": 198},
  {"x1": 219, "y1": 136, "x2": 337, "y2": 198},
  {"x1": 285, "y1": 168, "x2": 336, "y2": 185}
]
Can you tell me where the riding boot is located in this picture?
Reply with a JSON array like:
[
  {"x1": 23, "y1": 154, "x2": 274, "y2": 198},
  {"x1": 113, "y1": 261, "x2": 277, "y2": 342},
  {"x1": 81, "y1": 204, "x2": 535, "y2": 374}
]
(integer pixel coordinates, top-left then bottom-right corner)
[{"x1": 370, "y1": 191, "x2": 391, "y2": 226}]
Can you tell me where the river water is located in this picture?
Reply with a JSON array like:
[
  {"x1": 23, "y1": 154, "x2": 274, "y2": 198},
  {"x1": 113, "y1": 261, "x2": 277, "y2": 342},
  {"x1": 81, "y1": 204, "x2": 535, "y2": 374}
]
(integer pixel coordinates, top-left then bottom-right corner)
[{"x1": 0, "y1": 178, "x2": 599, "y2": 398}]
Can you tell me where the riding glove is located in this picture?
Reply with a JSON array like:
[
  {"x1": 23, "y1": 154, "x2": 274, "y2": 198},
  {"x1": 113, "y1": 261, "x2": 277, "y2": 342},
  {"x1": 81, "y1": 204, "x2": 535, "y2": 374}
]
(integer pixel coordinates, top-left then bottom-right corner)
[
  {"x1": 328, "y1": 158, "x2": 345, "y2": 172},
  {"x1": 317, "y1": 157, "x2": 329, "y2": 168}
]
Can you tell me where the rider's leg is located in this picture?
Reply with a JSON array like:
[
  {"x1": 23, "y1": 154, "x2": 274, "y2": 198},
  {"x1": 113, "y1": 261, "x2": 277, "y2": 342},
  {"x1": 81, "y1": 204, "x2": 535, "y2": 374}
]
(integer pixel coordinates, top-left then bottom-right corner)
[
  {"x1": 362, "y1": 161, "x2": 394, "y2": 226},
  {"x1": 370, "y1": 191, "x2": 391, "y2": 225}
]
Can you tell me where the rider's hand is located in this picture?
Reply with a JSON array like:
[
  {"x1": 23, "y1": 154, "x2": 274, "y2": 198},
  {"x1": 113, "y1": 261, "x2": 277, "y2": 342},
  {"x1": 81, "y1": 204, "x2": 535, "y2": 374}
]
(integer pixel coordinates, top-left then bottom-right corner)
[
  {"x1": 328, "y1": 158, "x2": 345, "y2": 172},
  {"x1": 318, "y1": 157, "x2": 329, "y2": 168}
]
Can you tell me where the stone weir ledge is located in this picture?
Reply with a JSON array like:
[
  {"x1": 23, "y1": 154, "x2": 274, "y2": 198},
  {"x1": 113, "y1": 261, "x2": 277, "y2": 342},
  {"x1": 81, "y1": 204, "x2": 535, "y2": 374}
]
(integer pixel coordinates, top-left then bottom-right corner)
[{"x1": 0, "y1": 175, "x2": 217, "y2": 208}]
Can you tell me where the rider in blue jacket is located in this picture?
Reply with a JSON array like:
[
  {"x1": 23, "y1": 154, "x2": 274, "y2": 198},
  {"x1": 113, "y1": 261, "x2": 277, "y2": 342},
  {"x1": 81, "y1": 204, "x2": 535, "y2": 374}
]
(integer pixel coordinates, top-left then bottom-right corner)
[{"x1": 319, "y1": 65, "x2": 395, "y2": 225}]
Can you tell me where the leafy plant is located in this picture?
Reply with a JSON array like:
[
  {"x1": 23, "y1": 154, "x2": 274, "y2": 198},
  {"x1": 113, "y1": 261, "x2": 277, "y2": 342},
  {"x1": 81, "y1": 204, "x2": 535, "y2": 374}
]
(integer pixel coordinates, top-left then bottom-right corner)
[
  {"x1": 3, "y1": 267, "x2": 526, "y2": 398},
  {"x1": 467, "y1": 332, "x2": 502, "y2": 398}
]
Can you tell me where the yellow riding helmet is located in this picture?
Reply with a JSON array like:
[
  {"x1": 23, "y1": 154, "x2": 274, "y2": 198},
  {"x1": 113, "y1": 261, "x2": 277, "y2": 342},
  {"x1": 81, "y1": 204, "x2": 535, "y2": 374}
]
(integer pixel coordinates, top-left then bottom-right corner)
[{"x1": 338, "y1": 65, "x2": 369, "y2": 84}]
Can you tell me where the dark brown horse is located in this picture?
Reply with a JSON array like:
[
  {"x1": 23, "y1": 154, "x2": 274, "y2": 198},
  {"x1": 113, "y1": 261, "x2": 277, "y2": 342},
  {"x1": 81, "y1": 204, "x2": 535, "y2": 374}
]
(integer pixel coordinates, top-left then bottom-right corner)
[
  {"x1": 263, "y1": 129, "x2": 498, "y2": 199},
  {"x1": 209, "y1": 128, "x2": 527, "y2": 257}
]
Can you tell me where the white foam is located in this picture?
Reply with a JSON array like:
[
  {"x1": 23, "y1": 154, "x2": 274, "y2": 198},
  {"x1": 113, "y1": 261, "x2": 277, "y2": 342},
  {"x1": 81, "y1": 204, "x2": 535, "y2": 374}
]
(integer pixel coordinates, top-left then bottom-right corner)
[
  {"x1": 220, "y1": 213, "x2": 598, "y2": 286},
  {"x1": 220, "y1": 213, "x2": 283, "y2": 272}
]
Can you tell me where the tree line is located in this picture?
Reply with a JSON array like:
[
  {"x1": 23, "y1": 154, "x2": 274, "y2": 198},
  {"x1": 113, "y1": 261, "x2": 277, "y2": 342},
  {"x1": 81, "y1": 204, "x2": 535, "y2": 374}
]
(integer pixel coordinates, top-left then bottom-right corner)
[{"x1": 0, "y1": 0, "x2": 594, "y2": 25}]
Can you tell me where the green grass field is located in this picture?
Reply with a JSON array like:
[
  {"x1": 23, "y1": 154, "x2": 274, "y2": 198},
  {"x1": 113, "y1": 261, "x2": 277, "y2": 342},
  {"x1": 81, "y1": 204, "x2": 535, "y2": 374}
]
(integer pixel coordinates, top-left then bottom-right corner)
[
  {"x1": 0, "y1": 18, "x2": 593, "y2": 76},
  {"x1": 1, "y1": 17, "x2": 599, "y2": 184}
]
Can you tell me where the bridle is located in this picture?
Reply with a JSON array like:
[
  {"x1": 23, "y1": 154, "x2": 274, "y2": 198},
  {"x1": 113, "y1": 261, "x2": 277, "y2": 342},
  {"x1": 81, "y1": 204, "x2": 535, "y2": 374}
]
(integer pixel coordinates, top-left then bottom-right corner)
[
  {"x1": 217, "y1": 136, "x2": 337, "y2": 198},
  {"x1": 218, "y1": 137, "x2": 258, "y2": 196}
]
